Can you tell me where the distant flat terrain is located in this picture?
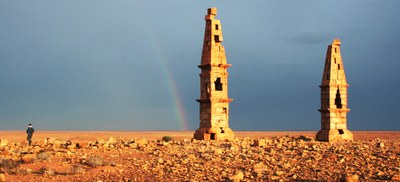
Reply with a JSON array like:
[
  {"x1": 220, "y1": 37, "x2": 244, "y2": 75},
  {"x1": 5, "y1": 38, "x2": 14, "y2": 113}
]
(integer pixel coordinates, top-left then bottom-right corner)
[{"x1": 1, "y1": 130, "x2": 399, "y2": 142}]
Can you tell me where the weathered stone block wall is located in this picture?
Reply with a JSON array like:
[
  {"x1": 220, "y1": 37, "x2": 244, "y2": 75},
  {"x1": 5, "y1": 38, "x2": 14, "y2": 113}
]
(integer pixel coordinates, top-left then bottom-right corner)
[
  {"x1": 194, "y1": 8, "x2": 234, "y2": 140},
  {"x1": 317, "y1": 39, "x2": 353, "y2": 142}
]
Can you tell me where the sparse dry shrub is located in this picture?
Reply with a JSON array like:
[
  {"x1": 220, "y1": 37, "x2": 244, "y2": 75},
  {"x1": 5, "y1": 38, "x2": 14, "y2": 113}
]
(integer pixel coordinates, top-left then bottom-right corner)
[
  {"x1": 103, "y1": 160, "x2": 116, "y2": 167},
  {"x1": 0, "y1": 159, "x2": 20, "y2": 172},
  {"x1": 11, "y1": 148, "x2": 20, "y2": 154},
  {"x1": 16, "y1": 168, "x2": 31, "y2": 175},
  {"x1": 162, "y1": 136, "x2": 174, "y2": 142},
  {"x1": 70, "y1": 164, "x2": 85, "y2": 174},
  {"x1": 39, "y1": 166, "x2": 54, "y2": 176},
  {"x1": 85, "y1": 156, "x2": 103, "y2": 168},
  {"x1": 37, "y1": 152, "x2": 51, "y2": 161},
  {"x1": 296, "y1": 135, "x2": 313, "y2": 141},
  {"x1": 0, "y1": 159, "x2": 21, "y2": 175}
]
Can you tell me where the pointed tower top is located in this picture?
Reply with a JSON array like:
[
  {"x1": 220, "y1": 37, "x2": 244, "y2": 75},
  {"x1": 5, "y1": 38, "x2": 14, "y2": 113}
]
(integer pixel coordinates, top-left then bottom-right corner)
[
  {"x1": 208, "y1": 7, "x2": 217, "y2": 15},
  {"x1": 332, "y1": 39, "x2": 341, "y2": 46},
  {"x1": 205, "y1": 7, "x2": 217, "y2": 20}
]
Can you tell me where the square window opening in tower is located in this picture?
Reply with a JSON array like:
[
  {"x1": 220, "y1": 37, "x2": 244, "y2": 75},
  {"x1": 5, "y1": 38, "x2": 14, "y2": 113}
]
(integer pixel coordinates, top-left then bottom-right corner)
[
  {"x1": 210, "y1": 133, "x2": 215, "y2": 140},
  {"x1": 215, "y1": 77, "x2": 223, "y2": 91},
  {"x1": 214, "y1": 35, "x2": 221, "y2": 42}
]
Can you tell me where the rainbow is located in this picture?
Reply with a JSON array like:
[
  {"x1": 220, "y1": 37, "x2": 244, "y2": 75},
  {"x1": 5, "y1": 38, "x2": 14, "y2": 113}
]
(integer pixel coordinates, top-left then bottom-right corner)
[
  {"x1": 129, "y1": 5, "x2": 189, "y2": 130},
  {"x1": 133, "y1": 9, "x2": 190, "y2": 130},
  {"x1": 147, "y1": 42, "x2": 189, "y2": 130},
  {"x1": 156, "y1": 56, "x2": 190, "y2": 131}
]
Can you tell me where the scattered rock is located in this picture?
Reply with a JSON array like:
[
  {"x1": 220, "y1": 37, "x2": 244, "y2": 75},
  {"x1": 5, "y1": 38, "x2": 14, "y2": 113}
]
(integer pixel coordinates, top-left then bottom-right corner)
[
  {"x1": 44, "y1": 138, "x2": 57, "y2": 146},
  {"x1": 377, "y1": 142, "x2": 385, "y2": 148},
  {"x1": 21, "y1": 154, "x2": 37, "y2": 163},
  {"x1": 341, "y1": 174, "x2": 359, "y2": 182},
  {"x1": 229, "y1": 171, "x2": 244, "y2": 182},
  {"x1": 253, "y1": 162, "x2": 268, "y2": 173},
  {"x1": 275, "y1": 171, "x2": 284, "y2": 176},
  {"x1": 0, "y1": 139, "x2": 8, "y2": 147},
  {"x1": 0, "y1": 136, "x2": 399, "y2": 181},
  {"x1": 392, "y1": 174, "x2": 400, "y2": 181},
  {"x1": 0, "y1": 174, "x2": 5, "y2": 182},
  {"x1": 103, "y1": 137, "x2": 118, "y2": 148},
  {"x1": 254, "y1": 139, "x2": 267, "y2": 147},
  {"x1": 135, "y1": 138, "x2": 147, "y2": 146},
  {"x1": 96, "y1": 138, "x2": 106, "y2": 145}
]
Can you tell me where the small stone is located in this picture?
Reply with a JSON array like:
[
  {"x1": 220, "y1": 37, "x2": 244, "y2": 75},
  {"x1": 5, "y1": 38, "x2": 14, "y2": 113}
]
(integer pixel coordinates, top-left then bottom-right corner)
[
  {"x1": 96, "y1": 138, "x2": 106, "y2": 144},
  {"x1": 270, "y1": 176, "x2": 280, "y2": 181},
  {"x1": 377, "y1": 171, "x2": 385, "y2": 176},
  {"x1": 44, "y1": 138, "x2": 57, "y2": 146},
  {"x1": 391, "y1": 174, "x2": 400, "y2": 180},
  {"x1": 1, "y1": 149, "x2": 9, "y2": 156},
  {"x1": 229, "y1": 171, "x2": 244, "y2": 182},
  {"x1": 377, "y1": 142, "x2": 384, "y2": 148},
  {"x1": 0, "y1": 139, "x2": 8, "y2": 147},
  {"x1": 341, "y1": 174, "x2": 359, "y2": 182},
  {"x1": 187, "y1": 154, "x2": 196, "y2": 160},
  {"x1": 214, "y1": 148, "x2": 223, "y2": 154},
  {"x1": 21, "y1": 154, "x2": 37, "y2": 163},
  {"x1": 254, "y1": 139, "x2": 267, "y2": 147},
  {"x1": 103, "y1": 137, "x2": 117, "y2": 148},
  {"x1": 253, "y1": 162, "x2": 268, "y2": 173},
  {"x1": 128, "y1": 143, "x2": 137, "y2": 148},
  {"x1": 275, "y1": 171, "x2": 284, "y2": 176},
  {"x1": 135, "y1": 138, "x2": 147, "y2": 146},
  {"x1": 77, "y1": 141, "x2": 89, "y2": 148},
  {"x1": 0, "y1": 173, "x2": 5, "y2": 182}
]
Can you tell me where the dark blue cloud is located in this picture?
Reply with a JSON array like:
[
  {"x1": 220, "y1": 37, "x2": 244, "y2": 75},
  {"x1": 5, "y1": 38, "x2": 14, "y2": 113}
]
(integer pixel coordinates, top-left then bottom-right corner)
[{"x1": 0, "y1": 1, "x2": 399, "y2": 131}]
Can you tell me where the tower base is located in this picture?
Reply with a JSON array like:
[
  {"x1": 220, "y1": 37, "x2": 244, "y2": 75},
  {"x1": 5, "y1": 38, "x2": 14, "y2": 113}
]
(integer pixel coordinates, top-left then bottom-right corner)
[
  {"x1": 316, "y1": 129, "x2": 353, "y2": 142},
  {"x1": 193, "y1": 127, "x2": 235, "y2": 140}
]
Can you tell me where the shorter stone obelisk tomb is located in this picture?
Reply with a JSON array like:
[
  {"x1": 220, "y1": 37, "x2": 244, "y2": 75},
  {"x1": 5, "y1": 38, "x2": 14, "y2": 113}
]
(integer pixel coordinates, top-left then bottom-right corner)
[{"x1": 316, "y1": 39, "x2": 353, "y2": 142}]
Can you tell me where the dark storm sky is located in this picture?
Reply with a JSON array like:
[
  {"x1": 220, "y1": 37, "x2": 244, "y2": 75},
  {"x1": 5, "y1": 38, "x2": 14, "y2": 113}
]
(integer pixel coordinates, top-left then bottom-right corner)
[{"x1": 1, "y1": 1, "x2": 399, "y2": 131}]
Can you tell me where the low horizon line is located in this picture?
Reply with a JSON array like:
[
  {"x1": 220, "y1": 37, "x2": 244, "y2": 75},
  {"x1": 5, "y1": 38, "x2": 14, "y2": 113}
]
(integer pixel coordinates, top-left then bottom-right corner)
[{"x1": 1, "y1": 130, "x2": 399, "y2": 132}]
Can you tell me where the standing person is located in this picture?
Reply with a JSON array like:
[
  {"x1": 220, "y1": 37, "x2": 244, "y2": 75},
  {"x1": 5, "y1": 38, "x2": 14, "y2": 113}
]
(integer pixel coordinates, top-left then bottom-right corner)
[{"x1": 26, "y1": 123, "x2": 34, "y2": 146}]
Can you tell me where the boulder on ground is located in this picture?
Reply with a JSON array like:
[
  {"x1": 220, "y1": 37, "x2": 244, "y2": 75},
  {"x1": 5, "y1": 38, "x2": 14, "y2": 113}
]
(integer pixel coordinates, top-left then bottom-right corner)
[
  {"x1": 45, "y1": 138, "x2": 57, "y2": 146},
  {"x1": 103, "y1": 137, "x2": 118, "y2": 148},
  {"x1": 377, "y1": 142, "x2": 385, "y2": 148},
  {"x1": 21, "y1": 154, "x2": 37, "y2": 163},
  {"x1": 0, "y1": 173, "x2": 5, "y2": 182},
  {"x1": 253, "y1": 162, "x2": 268, "y2": 173},
  {"x1": 341, "y1": 174, "x2": 359, "y2": 182},
  {"x1": 135, "y1": 138, "x2": 147, "y2": 147},
  {"x1": 0, "y1": 139, "x2": 8, "y2": 147},
  {"x1": 229, "y1": 171, "x2": 244, "y2": 182},
  {"x1": 253, "y1": 139, "x2": 267, "y2": 147}
]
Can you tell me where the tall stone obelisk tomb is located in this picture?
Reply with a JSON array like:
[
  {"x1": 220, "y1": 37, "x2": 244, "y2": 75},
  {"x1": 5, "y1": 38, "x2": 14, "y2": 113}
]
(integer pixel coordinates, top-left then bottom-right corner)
[
  {"x1": 194, "y1": 8, "x2": 235, "y2": 140},
  {"x1": 316, "y1": 39, "x2": 353, "y2": 142}
]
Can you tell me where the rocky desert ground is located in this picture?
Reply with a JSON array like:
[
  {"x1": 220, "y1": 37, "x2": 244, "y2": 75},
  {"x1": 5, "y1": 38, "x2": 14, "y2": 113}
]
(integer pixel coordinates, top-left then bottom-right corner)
[{"x1": 0, "y1": 131, "x2": 399, "y2": 181}]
